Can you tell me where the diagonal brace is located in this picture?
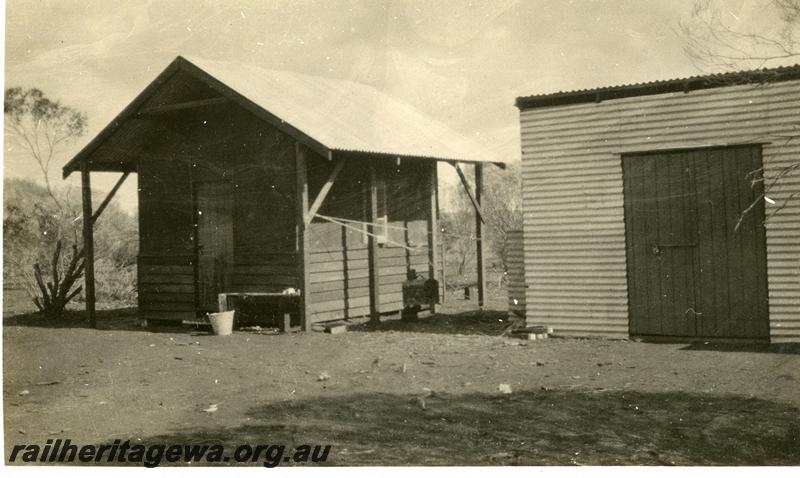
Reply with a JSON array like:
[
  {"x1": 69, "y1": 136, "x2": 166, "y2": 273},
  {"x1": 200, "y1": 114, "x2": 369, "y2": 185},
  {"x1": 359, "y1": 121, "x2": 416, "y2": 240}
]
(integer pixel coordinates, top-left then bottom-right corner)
[
  {"x1": 453, "y1": 162, "x2": 485, "y2": 224},
  {"x1": 91, "y1": 172, "x2": 130, "y2": 224},
  {"x1": 305, "y1": 158, "x2": 346, "y2": 225}
]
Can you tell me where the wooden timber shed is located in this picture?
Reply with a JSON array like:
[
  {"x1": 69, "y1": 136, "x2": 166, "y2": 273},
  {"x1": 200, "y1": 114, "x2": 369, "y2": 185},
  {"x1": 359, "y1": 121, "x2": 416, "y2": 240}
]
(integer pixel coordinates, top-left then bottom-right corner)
[
  {"x1": 516, "y1": 64, "x2": 800, "y2": 343},
  {"x1": 63, "y1": 56, "x2": 503, "y2": 330}
]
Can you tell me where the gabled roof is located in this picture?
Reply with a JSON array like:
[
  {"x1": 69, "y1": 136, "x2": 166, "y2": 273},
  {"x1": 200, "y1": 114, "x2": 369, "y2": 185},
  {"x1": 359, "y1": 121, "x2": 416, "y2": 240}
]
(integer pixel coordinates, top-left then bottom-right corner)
[
  {"x1": 515, "y1": 63, "x2": 800, "y2": 110},
  {"x1": 64, "y1": 56, "x2": 500, "y2": 177}
]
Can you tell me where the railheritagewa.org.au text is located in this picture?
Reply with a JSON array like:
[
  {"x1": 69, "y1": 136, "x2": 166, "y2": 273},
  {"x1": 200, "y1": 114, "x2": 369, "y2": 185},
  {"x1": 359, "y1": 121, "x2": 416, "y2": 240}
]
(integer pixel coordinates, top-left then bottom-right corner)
[{"x1": 8, "y1": 438, "x2": 332, "y2": 467}]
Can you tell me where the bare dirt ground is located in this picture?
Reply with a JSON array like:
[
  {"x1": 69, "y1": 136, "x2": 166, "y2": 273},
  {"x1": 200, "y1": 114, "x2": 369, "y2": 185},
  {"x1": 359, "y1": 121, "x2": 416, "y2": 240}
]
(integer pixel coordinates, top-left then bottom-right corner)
[{"x1": 4, "y1": 305, "x2": 800, "y2": 466}]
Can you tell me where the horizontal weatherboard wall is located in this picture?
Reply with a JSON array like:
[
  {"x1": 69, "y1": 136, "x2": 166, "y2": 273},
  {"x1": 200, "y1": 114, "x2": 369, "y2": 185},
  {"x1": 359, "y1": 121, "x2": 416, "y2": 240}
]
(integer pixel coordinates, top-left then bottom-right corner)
[{"x1": 519, "y1": 80, "x2": 800, "y2": 341}]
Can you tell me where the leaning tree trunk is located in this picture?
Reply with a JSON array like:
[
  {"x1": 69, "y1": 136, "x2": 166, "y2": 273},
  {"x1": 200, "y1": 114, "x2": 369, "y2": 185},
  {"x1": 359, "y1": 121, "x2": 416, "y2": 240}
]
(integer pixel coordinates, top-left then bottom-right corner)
[{"x1": 32, "y1": 241, "x2": 85, "y2": 321}]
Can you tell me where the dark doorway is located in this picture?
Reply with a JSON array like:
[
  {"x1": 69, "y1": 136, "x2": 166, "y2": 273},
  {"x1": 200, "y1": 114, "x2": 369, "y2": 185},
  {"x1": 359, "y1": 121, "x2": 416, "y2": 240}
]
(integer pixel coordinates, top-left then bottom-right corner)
[
  {"x1": 195, "y1": 181, "x2": 234, "y2": 312},
  {"x1": 622, "y1": 145, "x2": 769, "y2": 340}
]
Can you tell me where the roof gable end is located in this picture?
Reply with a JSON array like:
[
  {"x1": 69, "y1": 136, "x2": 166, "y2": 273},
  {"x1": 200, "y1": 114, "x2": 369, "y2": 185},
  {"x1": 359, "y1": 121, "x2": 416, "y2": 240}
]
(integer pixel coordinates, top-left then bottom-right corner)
[{"x1": 64, "y1": 56, "x2": 500, "y2": 177}]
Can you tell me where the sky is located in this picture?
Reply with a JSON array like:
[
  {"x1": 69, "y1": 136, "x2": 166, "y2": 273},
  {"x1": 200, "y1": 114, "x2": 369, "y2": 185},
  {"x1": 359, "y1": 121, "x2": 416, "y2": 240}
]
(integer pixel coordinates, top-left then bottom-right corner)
[{"x1": 3, "y1": 0, "x2": 795, "y2": 212}]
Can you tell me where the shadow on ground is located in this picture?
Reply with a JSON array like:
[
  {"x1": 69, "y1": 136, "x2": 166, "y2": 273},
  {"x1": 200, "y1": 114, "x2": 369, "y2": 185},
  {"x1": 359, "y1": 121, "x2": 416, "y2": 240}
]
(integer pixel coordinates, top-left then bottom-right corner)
[
  {"x1": 105, "y1": 389, "x2": 799, "y2": 466},
  {"x1": 4, "y1": 306, "x2": 515, "y2": 337},
  {"x1": 3, "y1": 308, "x2": 187, "y2": 334},
  {"x1": 349, "y1": 309, "x2": 513, "y2": 336},
  {"x1": 680, "y1": 342, "x2": 800, "y2": 355}
]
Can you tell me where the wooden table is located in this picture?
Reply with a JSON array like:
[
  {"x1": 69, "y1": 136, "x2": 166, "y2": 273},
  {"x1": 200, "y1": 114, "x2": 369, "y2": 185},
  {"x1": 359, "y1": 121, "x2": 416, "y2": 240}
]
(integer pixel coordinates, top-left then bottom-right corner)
[{"x1": 218, "y1": 292, "x2": 301, "y2": 333}]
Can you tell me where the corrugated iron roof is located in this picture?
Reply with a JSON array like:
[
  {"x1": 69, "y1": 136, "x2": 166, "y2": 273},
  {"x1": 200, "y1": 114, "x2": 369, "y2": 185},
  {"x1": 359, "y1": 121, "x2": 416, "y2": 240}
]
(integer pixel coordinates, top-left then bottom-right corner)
[
  {"x1": 515, "y1": 63, "x2": 800, "y2": 110},
  {"x1": 184, "y1": 56, "x2": 496, "y2": 164},
  {"x1": 64, "y1": 56, "x2": 500, "y2": 176}
]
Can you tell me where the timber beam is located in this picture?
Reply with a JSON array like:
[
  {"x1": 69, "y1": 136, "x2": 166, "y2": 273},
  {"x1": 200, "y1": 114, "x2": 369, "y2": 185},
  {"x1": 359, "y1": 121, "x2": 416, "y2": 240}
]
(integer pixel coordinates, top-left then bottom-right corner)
[
  {"x1": 91, "y1": 172, "x2": 130, "y2": 224},
  {"x1": 80, "y1": 163, "x2": 97, "y2": 328},
  {"x1": 367, "y1": 164, "x2": 381, "y2": 323},
  {"x1": 474, "y1": 163, "x2": 486, "y2": 307},
  {"x1": 137, "y1": 97, "x2": 229, "y2": 116},
  {"x1": 453, "y1": 162, "x2": 486, "y2": 224},
  {"x1": 305, "y1": 158, "x2": 346, "y2": 225},
  {"x1": 295, "y1": 143, "x2": 312, "y2": 332},
  {"x1": 427, "y1": 162, "x2": 439, "y2": 314}
]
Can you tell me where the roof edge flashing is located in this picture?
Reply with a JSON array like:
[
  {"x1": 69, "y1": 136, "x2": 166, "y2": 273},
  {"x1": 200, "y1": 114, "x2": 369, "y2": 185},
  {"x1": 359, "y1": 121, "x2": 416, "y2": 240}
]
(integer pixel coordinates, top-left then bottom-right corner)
[
  {"x1": 329, "y1": 148, "x2": 505, "y2": 167},
  {"x1": 515, "y1": 64, "x2": 800, "y2": 110}
]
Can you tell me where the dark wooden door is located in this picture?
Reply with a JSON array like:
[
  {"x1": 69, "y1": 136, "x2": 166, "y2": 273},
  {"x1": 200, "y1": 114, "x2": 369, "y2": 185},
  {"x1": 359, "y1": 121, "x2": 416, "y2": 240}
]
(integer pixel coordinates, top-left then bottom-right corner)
[
  {"x1": 623, "y1": 145, "x2": 769, "y2": 339},
  {"x1": 195, "y1": 182, "x2": 234, "y2": 312}
]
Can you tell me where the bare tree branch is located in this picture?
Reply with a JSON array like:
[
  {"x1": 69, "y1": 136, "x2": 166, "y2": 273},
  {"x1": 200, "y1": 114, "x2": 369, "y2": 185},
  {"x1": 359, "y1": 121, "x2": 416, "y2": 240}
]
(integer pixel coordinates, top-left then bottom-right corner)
[
  {"x1": 4, "y1": 87, "x2": 87, "y2": 212},
  {"x1": 679, "y1": 0, "x2": 800, "y2": 225}
]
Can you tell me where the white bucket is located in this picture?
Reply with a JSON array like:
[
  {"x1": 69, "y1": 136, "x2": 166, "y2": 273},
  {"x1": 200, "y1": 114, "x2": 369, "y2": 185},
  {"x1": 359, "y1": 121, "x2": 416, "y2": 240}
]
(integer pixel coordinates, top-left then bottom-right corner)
[{"x1": 208, "y1": 311, "x2": 235, "y2": 336}]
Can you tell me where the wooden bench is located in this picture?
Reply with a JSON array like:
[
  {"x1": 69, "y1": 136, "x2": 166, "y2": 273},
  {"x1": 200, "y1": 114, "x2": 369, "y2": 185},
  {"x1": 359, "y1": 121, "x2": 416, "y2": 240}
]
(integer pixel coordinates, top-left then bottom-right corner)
[{"x1": 217, "y1": 292, "x2": 301, "y2": 333}]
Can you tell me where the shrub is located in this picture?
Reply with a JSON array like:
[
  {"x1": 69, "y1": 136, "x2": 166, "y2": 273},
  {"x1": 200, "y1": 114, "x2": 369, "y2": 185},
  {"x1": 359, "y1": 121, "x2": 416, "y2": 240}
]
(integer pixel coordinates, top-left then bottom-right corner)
[{"x1": 32, "y1": 241, "x2": 85, "y2": 320}]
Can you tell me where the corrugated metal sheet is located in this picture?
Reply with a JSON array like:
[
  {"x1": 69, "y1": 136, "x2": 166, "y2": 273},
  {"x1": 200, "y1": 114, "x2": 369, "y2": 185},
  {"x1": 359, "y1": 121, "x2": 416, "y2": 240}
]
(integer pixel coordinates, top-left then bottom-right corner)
[
  {"x1": 183, "y1": 57, "x2": 497, "y2": 164},
  {"x1": 506, "y1": 229, "x2": 526, "y2": 316},
  {"x1": 519, "y1": 80, "x2": 800, "y2": 342},
  {"x1": 65, "y1": 56, "x2": 501, "y2": 176},
  {"x1": 516, "y1": 64, "x2": 800, "y2": 109}
]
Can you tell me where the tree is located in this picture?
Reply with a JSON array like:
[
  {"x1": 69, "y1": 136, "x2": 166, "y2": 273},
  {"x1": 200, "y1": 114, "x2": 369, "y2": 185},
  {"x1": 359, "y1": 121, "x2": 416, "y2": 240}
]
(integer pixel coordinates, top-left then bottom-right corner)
[
  {"x1": 440, "y1": 163, "x2": 522, "y2": 290},
  {"x1": 482, "y1": 162, "x2": 523, "y2": 276},
  {"x1": 679, "y1": 0, "x2": 800, "y2": 222},
  {"x1": 4, "y1": 87, "x2": 87, "y2": 210},
  {"x1": 3, "y1": 88, "x2": 90, "y2": 319},
  {"x1": 441, "y1": 187, "x2": 477, "y2": 284},
  {"x1": 679, "y1": 0, "x2": 800, "y2": 70},
  {"x1": 32, "y1": 241, "x2": 85, "y2": 320},
  {"x1": 3, "y1": 178, "x2": 139, "y2": 315}
]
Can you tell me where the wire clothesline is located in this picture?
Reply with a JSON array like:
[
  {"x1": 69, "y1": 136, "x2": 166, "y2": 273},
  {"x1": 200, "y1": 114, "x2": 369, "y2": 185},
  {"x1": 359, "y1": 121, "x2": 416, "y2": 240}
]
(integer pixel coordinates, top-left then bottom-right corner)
[
  {"x1": 316, "y1": 214, "x2": 412, "y2": 232},
  {"x1": 314, "y1": 213, "x2": 424, "y2": 252},
  {"x1": 307, "y1": 217, "x2": 445, "y2": 286},
  {"x1": 305, "y1": 219, "x2": 441, "y2": 278},
  {"x1": 306, "y1": 213, "x2": 495, "y2": 292},
  {"x1": 313, "y1": 213, "x2": 484, "y2": 242}
]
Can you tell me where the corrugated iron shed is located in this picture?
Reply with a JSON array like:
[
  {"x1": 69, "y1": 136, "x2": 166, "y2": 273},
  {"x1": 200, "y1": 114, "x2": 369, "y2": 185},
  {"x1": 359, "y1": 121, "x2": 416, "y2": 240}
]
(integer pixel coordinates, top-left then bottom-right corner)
[{"x1": 516, "y1": 65, "x2": 800, "y2": 342}]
